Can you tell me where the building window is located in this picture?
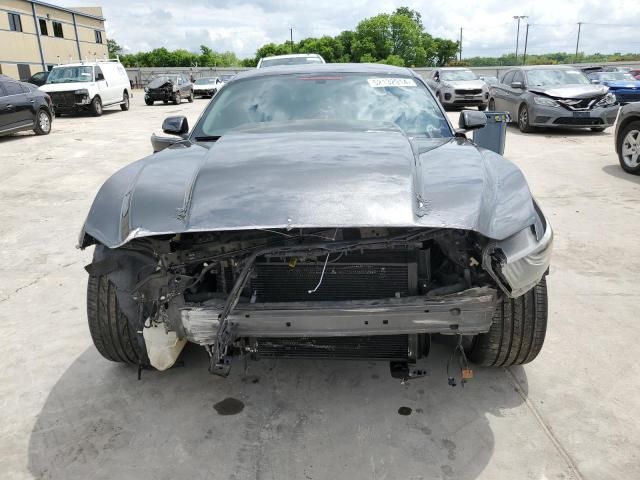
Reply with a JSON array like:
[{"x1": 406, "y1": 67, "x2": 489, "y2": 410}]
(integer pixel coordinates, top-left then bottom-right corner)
[
  {"x1": 52, "y1": 21, "x2": 63, "y2": 38},
  {"x1": 95, "y1": 30, "x2": 103, "y2": 43},
  {"x1": 8, "y1": 12, "x2": 22, "y2": 32},
  {"x1": 17, "y1": 64, "x2": 31, "y2": 81},
  {"x1": 39, "y1": 18, "x2": 48, "y2": 36}
]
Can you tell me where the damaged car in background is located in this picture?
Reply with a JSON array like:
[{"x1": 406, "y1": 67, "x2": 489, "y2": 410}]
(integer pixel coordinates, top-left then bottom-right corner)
[
  {"x1": 144, "y1": 74, "x2": 194, "y2": 105},
  {"x1": 489, "y1": 66, "x2": 619, "y2": 132},
  {"x1": 80, "y1": 64, "x2": 553, "y2": 383}
]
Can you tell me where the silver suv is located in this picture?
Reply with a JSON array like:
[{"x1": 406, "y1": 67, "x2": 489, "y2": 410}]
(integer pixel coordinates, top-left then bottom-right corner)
[{"x1": 427, "y1": 67, "x2": 489, "y2": 110}]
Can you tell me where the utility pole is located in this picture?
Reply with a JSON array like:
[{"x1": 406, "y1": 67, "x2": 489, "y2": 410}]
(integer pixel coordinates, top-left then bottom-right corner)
[
  {"x1": 513, "y1": 16, "x2": 528, "y2": 63},
  {"x1": 459, "y1": 27, "x2": 463, "y2": 61},
  {"x1": 575, "y1": 22, "x2": 583, "y2": 63},
  {"x1": 290, "y1": 28, "x2": 293, "y2": 53},
  {"x1": 522, "y1": 23, "x2": 530, "y2": 65}
]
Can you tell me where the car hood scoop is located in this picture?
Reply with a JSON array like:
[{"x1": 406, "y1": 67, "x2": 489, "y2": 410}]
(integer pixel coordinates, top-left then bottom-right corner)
[{"x1": 80, "y1": 130, "x2": 538, "y2": 248}]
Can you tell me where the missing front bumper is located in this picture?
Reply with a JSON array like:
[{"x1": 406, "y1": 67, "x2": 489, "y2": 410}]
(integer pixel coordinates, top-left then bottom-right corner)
[{"x1": 180, "y1": 286, "x2": 498, "y2": 344}]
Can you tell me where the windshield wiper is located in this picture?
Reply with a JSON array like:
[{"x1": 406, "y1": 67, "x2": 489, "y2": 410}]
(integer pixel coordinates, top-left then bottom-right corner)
[{"x1": 194, "y1": 136, "x2": 221, "y2": 142}]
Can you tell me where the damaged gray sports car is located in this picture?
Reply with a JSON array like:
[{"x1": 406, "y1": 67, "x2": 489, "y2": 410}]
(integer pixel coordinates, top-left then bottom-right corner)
[{"x1": 80, "y1": 64, "x2": 553, "y2": 380}]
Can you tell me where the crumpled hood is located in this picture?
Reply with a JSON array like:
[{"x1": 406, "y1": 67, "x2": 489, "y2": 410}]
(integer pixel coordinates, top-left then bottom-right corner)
[
  {"x1": 443, "y1": 80, "x2": 487, "y2": 90},
  {"x1": 80, "y1": 130, "x2": 538, "y2": 248},
  {"x1": 529, "y1": 83, "x2": 608, "y2": 98},
  {"x1": 148, "y1": 77, "x2": 175, "y2": 89},
  {"x1": 39, "y1": 82, "x2": 93, "y2": 93}
]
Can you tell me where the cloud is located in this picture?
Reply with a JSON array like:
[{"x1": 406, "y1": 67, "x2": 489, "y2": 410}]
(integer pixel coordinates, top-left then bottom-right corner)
[{"x1": 67, "y1": 0, "x2": 640, "y2": 59}]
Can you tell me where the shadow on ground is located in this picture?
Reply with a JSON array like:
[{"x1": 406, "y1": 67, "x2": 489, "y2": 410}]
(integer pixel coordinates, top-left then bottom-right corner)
[
  {"x1": 602, "y1": 163, "x2": 640, "y2": 184},
  {"x1": 28, "y1": 339, "x2": 527, "y2": 480}
]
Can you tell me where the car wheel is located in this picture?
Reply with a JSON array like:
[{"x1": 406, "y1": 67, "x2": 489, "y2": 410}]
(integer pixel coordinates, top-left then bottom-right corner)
[
  {"x1": 466, "y1": 278, "x2": 548, "y2": 366},
  {"x1": 173, "y1": 92, "x2": 181, "y2": 105},
  {"x1": 91, "y1": 96, "x2": 103, "y2": 116},
  {"x1": 87, "y1": 274, "x2": 146, "y2": 364},
  {"x1": 33, "y1": 109, "x2": 51, "y2": 135},
  {"x1": 518, "y1": 104, "x2": 534, "y2": 133},
  {"x1": 617, "y1": 120, "x2": 640, "y2": 175},
  {"x1": 188, "y1": 91, "x2": 194, "y2": 103},
  {"x1": 590, "y1": 126, "x2": 606, "y2": 132},
  {"x1": 163, "y1": 99, "x2": 169, "y2": 104},
  {"x1": 478, "y1": 104, "x2": 487, "y2": 111},
  {"x1": 120, "y1": 91, "x2": 130, "y2": 111},
  {"x1": 488, "y1": 98, "x2": 496, "y2": 111},
  {"x1": 145, "y1": 97, "x2": 154, "y2": 106}
]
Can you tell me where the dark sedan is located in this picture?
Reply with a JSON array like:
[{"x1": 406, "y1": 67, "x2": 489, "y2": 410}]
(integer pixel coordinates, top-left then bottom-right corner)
[
  {"x1": 615, "y1": 102, "x2": 640, "y2": 174},
  {"x1": 0, "y1": 76, "x2": 52, "y2": 136},
  {"x1": 489, "y1": 66, "x2": 618, "y2": 132}
]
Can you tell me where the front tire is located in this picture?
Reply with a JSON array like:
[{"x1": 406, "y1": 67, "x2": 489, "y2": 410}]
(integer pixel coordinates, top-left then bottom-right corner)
[
  {"x1": 187, "y1": 91, "x2": 194, "y2": 103},
  {"x1": 518, "y1": 104, "x2": 534, "y2": 133},
  {"x1": 488, "y1": 98, "x2": 496, "y2": 111},
  {"x1": 120, "y1": 91, "x2": 130, "y2": 111},
  {"x1": 467, "y1": 278, "x2": 548, "y2": 367},
  {"x1": 478, "y1": 104, "x2": 487, "y2": 111},
  {"x1": 33, "y1": 109, "x2": 51, "y2": 135},
  {"x1": 87, "y1": 275, "x2": 145, "y2": 364},
  {"x1": 617, "y1": 120, "x2": 640, "y2": 175},
  {"x1": 91, "y1": 96, "x2": 103, "y2": 116},
  {"x1": 145, "y1": 97, "x2": 154, "y2": 106},
  {"x1": 173, "y1": 92, "x2": 181, "y2": 105}
]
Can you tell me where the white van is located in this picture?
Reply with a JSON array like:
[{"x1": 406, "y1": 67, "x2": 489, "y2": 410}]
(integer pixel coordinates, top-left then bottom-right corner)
[{"x1": 39, "y1": 60, "x2": 131, "y2": 116}]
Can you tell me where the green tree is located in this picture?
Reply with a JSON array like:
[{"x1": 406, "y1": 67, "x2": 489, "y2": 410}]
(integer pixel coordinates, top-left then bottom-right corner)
[{"x1": 107, "y1": 38, "x2": 123, "y2": 58}]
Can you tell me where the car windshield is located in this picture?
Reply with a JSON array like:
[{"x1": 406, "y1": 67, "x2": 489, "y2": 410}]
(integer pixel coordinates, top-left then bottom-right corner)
[
  {"x1": 527, "y1": 69, "x2": 590, "y2": 86},
  {"x1": 261, "y1": 56, "x2": 324, "y2": 68},
  {"x1": 195, "y1": 78, "x2": 217, "y2": 84},
  {"x1": 46, "y1": 66, "x2": 93, "y2": 84},
  {"x1": 193, "y1": 73, "x2": 451, "y2": 138},
  {"x1": 598, "y1": 72, "x2": 636, "y2": 81},
  {"x1": 441, "y1": 70, "x2": 477, "y2": 81}
]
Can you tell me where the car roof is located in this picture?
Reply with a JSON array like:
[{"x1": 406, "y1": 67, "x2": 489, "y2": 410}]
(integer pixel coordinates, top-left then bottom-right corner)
[
  {"x1": 438, "y1": 67, "x2": 472, "y2": 70},
  {"x1": 233, "y1": 63, "x2": 416, "y2": 81},
  {"x1": 261, "y1": 54, "x2": 323, "y2": 60}
]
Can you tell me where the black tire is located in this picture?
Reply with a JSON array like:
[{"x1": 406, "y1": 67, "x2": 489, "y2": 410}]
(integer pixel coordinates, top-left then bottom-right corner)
[
  {"x1": 187, "y1": 91, "x2": 194, "y2": 103},
  {"x1": 467, "y1": 278, "x2": 548, "y2": 367},
  {"x1": 145, "y1": 97, "x2": 154, "y2": 106},
  {"x1": 478, "y1": 104, "x2": 487, "y2": 111},
  {"x1": 488, "y1": 98, "x2": 496, "y2": 111},
  {"x1": 163, "y1": 99, "x2": 169, "y2": 104},
  {"x1": 91, "y1": 96, "x2": 103, "y2": 116},
  {"x1": 33, "y1": 108, "x2": 51, "y2": 135},
  {"x1": 590, "y1": 126, "x2": 605, "y2": 132},
  {"x1": 87, "y1": 275, "x2": 145, "y2": 364},
  {"x1": 518, "y1": 103, "x2": 534, "y2": 133},
  {"x1": 120, "y1": 91, "x2": 130, "y2": 111},
  {"x1": 173, "y1": 92, "x2": 181, "y2": 105},
  {"x1": 617, "y1": 120, "x2": 640, "y2": 175}
]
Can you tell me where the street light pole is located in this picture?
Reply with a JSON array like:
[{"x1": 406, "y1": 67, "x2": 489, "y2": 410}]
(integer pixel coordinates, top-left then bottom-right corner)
[
  {"x1": 459, "y1": 27, "x2": 463, "y2": 61},
  {"x1": 523, "y1": 23, "x2": 530, "y2": 66},
  {"x1": 513, "y1": 15, "x2": 528, "y2": 63},
  {"x1": 290, "y1": 28, "x2": 293, "y2": 53},
  {"x1": 575, "y1": 22, "x2": 583, "y2": 63}
]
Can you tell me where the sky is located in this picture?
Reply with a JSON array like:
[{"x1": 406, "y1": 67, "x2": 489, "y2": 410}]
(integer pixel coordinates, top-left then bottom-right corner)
[{"x1": 66, "y1": 0, "x2": 640, "y2": 59}]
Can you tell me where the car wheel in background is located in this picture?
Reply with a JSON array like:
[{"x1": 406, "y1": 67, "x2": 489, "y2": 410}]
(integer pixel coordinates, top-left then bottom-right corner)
[
  {"x1": 91, "y1": 96, "x2": 103, "y2": 116},
  {"x1": 120, "y1": 91, "x2": 130, "y2": 111},
  {"x1": 590, "y1": 127, "x2": 605, "y2": 132},
  {"x1": 188, "y1": 91, "x2": 194, "y2": 103},
  {"x1": 488, "y1": 98, "x2": 496, "y2": 111},
  {"x1": 617, "y1": 120, "x2": 640, "y2": 175},
  {"x1": 163, "y1": 99, "x2": 169, "y2": 104},
  {"x1": 145, "y1": 97, "x2": 154, "y2": 106},
  {"x1": 173, "y1": 92, "x2": 181, "y2": 105},
  {"x1": 466, "y1": 278, "x2": 548, "y2": 366},
  {"x1": 33, "y1": 109, "x2": 51, "y2": 135},
  {"x1": 518, "y1": 104, "x2": 534, "y2": 133}
]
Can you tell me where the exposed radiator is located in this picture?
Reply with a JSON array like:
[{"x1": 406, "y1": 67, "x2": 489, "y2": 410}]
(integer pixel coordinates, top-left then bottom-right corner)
[{"x1": 253, "y1": 335, "x2": 410, "y2": 361}]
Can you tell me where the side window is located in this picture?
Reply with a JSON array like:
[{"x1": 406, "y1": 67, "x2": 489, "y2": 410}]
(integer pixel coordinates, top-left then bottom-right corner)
[
  {"x1": 0, "y1": 83, "x2": 7, "y2": 97},
  {"x1": 501, "y1": 71, "x2": 514, "y2": 85},
  {"x1": 8, "y1": 13, "x2": 22, "y2": 32},
  {"x1": 95, "y1": 66, "x2": 104, "y2": 81},
  {"x1": 3, "y1": 82, "x2": 25, "y2": 96},
  {"x1": 39, "y1": 18, "x2": 48, "y2": 36},
  {"x1": 52, "y1": 21, "x2": 64, "y2": 38},
  {"x1": 512, "y1": 71, "x2": 524, "y2": 85}
]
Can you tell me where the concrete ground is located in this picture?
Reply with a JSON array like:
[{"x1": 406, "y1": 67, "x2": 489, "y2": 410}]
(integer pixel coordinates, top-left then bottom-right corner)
[{"x1": 1, "y1": 92, "x2": 639, "y2": 480}]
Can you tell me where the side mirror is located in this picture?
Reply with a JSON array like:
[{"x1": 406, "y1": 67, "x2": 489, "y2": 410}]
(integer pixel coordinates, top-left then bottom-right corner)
[
  {"x1": 459, "y1": 110, "x2": 487, "y2": 131},
  {"x1": 162, "y1": 116, "x2": 189, "y2": 135},
  {"x1": 96, "y1": 73, "x2": 105, "y2": 81},
  {"x1": 510, "y1": 81, "x2": 524, "y2": 89}
]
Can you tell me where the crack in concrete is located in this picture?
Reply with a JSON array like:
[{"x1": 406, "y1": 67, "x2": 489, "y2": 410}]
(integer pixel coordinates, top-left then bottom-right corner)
[
  {"x1": 0, "y1": 260, "x2": 82, "y2": 304},
  {"x1": 504, "y1": 367, "x2": 584, "y2": 480}
]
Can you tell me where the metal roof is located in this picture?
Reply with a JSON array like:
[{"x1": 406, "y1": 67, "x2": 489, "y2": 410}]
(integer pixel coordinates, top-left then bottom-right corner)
[{"x1": 29, "y1": 0, "x2": 105, "y2": 21}]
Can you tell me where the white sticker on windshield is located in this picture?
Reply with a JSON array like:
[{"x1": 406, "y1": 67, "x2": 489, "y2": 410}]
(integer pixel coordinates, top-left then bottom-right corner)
[{"x1": 367, "y1": 78, "x2": 417, "y2": 88}]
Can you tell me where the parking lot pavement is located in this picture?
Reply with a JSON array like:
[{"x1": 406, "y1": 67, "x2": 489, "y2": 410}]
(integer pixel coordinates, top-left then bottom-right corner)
[{"x1": 0, "y1": 95, "x2": 638, "y2": 480}]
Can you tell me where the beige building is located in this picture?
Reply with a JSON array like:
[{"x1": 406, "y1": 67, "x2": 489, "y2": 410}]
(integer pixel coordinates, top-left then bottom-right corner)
[{"x1": 0, "y1": 0, "x2": 107, "y2": 80}]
